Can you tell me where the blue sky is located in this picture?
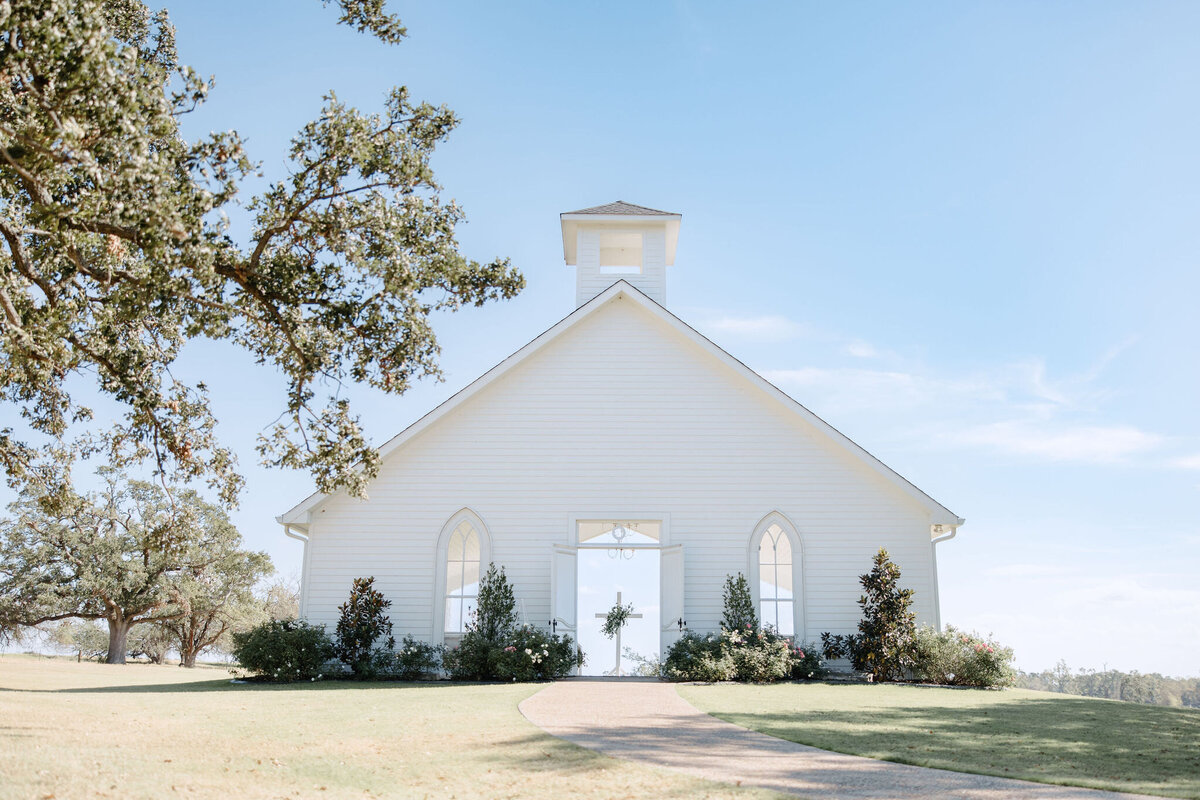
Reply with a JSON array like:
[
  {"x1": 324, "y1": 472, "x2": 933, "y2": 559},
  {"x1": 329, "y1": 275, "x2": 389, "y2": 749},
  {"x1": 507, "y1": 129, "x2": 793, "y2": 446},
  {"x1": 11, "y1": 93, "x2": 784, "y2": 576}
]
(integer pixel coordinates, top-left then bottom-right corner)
[{"x1": 45, "y1": 2, "x2": 1200, "y2": 674}]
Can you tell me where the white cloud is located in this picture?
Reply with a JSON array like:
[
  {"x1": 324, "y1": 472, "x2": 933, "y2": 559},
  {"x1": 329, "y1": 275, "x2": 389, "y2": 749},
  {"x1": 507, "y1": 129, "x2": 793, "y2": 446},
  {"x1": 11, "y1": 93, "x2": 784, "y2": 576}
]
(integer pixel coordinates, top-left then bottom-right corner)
[
  {"x1": 762, "y1": 366, "x2": 1004, "y2": 414},
  {"x1": 947, "y1": 420, "x2": 1165, "y2": 464},
  {"x1": 1170, "y1": 453, "x2": 1200, "y2": 470},
  {"x1": 984, "y1": 563, "x2": 1070, "y2": 579},
  {"x1": 844, "y1": 340, "x2": 879, "y2": 358},
  {"x1": 705, "y1": 314, "x2": 809, "y2": 342}
]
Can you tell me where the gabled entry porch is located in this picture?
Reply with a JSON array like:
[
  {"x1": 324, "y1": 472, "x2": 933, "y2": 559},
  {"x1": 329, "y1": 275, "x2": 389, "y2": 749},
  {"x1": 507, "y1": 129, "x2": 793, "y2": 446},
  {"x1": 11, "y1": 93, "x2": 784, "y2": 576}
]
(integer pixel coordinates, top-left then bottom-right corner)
[{"x1": 550, "y1": 517, "x2": 684, "y2": 676}]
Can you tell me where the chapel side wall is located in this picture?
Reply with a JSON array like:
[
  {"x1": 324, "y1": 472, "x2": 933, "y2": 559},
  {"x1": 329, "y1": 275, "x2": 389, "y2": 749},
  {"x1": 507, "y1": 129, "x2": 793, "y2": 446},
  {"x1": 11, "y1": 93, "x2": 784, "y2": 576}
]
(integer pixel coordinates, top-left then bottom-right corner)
[{"x1": 300, "y1": 296, "x2": 942, "y2": 644}]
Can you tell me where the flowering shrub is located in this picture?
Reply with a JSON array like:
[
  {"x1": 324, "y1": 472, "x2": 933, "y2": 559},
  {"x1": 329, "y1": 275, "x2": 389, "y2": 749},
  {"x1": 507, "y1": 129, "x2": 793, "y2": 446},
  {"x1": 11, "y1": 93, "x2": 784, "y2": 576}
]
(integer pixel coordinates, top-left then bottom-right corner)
[
  {"x1": 385, "y1": 635, "x2": 444, "y2": 680},
  {"x1": 494, "y1": 626, "x2": 583, "y2": 681},
  {"x1": 231, "y1": 620, "x2": 334, "y2": 682},
  {"x1": 912, "y1": 625, "x2": 1016, "y2": 688},
  {"x1": 664, "y1": 628, "x2": 825, "y2": 682},
  {"x1": 724, "y1": 626, "x2": 792, "y2": 683},
  {"x1": 788, "y1": 640, "x2": 826, "y2": 680},
  {"x1": 445, "y1": 625, "x2": 582, "y2": 682}
]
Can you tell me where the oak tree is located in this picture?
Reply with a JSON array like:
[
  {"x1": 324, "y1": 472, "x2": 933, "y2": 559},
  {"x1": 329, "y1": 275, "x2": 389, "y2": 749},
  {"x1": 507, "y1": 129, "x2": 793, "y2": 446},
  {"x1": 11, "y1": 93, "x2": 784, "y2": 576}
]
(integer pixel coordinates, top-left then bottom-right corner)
[
  {"x1": 0, "y1": 0, "x2": 522, "y2": 504},
  {"x1": 0, "y1": 467, "x2": 270, "y2": 662}
]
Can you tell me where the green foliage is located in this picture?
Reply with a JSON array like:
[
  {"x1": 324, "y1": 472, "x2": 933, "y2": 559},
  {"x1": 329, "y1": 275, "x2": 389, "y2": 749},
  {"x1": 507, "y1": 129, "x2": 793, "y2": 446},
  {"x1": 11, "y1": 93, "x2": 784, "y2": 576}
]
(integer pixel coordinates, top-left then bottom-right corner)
[
  {"x1": 445, "y1": 624, "x2": 582, "y2": 682},
  {"x1": 470, "y1": 564, "x2": 516, "y2": 643},
  {"x1": 663, "y1": 631, "x2": 735, "y2": 682},
  {"x1": 722, "y1": 627, "x2": 792, "y2": 683},
  {"x1": 443, "y1": 567, "x2": 577, "y2": 682},
  {"x1": 127, "y1": 623, "x2": 173, "y2": 664},
  {"x1": 1019, "y1": 660, "x2": 1200, "y2": 707},
  {"x1": 334, "y1": 577, "x2": 395, "y2": 677},
  {"x1": 48, "y1": 620, "x2": 110, "y2": 661},
  {"x1": 912, "y1": 626, "x2": 1016, "y2": 688},
  {"x1": 441, "y1": 631, "x2": 497, "y2": 681},
  {"x1": 852, "y1": 548, "x2": 916, "y2": 681},
  {"x1": 600, "y1": 602, "x2": 634, "y2": 639},
  {"x1": 385, "y1": 635, "x2": 443, "y2": 681},
  {"x1": 230, "y1": 619, "x2": 334, "y2": 682},
  {"x1": 787, "y1": 641, "x2": 826, "y2": 680},
  {"x1": 0, "y1": 0, "x2": 522, "y2": 504},
  {"x1": 721, "y1": 573, "x2": 757, "y2": 632},
  {"x1": 494, "y1": 627, "x2": 582, "y2": 682},
  {"x1": 0, "y1": 468, "x2": 267, "y2": 664},
  {"x1": 164, "y1": 539, "x2": 273, "y2": 667}
]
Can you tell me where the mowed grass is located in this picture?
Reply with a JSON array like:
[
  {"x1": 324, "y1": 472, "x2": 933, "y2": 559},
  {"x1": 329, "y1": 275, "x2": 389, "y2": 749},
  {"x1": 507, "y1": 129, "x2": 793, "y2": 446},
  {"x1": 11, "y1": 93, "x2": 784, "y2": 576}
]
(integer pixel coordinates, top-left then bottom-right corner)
[
  {"x1": 679, "y1": 682, "x2": 1200, "y2": 799},
  {"x1": 0, "y1": 656, "x2": 784, "y2": 800}
]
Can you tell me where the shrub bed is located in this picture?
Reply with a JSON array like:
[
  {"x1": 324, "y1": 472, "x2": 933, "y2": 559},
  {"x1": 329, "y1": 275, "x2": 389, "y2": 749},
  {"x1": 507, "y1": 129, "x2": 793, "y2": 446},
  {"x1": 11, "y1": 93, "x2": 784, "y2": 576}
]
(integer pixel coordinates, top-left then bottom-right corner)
[
  {"x1": 912, "y1": 625, "x2": 1016, "y2": 687},
  {"x1": 231, "y1": 620, "x2": 335, "y2": 682}
]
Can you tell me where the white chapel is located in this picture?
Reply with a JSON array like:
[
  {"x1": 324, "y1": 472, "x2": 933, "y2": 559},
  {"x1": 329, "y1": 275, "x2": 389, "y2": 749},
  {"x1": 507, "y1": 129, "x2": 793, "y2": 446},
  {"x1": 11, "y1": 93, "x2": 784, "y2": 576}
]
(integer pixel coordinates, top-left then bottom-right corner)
[{"x1": 277, "y1": 201, "x2": 964, "y2": 666}]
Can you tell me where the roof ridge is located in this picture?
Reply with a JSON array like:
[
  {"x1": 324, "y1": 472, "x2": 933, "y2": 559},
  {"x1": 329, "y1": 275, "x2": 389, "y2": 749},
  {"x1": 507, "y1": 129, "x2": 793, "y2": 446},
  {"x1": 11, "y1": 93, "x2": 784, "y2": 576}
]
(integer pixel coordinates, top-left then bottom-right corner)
[{"x1": 564, "y1": 200, "x2": 678, "y2": 216}]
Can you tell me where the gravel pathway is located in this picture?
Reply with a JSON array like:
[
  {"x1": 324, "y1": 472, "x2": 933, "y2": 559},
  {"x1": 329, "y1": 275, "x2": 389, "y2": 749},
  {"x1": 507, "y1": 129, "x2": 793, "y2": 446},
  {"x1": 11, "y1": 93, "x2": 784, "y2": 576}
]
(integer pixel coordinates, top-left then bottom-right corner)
[{"x1": 518, "y1": 679, "x2": 1161, "y2": 800}]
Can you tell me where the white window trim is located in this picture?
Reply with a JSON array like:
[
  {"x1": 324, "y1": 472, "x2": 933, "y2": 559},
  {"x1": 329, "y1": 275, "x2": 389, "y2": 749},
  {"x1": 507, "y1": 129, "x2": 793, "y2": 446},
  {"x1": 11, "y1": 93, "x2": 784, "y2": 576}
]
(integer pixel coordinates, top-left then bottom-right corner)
[
  {"x1": 433, "y1": 508, "x2": 491, "y2": 647},
  {"x1": 567, "y1": 512, "x2": 671, "y2": 547},
  {"x1": 747, "y1": 511, "x2": 806, "y2": 641}
]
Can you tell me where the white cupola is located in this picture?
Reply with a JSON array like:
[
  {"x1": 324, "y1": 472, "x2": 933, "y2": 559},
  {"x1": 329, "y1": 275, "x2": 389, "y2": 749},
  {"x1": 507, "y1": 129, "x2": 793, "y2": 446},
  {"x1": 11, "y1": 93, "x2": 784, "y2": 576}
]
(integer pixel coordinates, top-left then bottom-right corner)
[{"x1": 560, "y1": 201, "x2": 682, "y2": 307}]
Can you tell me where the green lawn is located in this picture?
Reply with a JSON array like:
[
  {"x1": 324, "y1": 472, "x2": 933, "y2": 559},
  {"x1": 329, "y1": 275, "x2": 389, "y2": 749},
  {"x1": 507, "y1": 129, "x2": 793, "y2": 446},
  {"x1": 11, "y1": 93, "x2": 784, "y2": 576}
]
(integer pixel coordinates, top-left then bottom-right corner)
[
  {"x1": 0, "y1": 655, "x2": 783, "y2": 800},
  {"x1": 679, "y1": 682, "x2": 1200, "y2": 799}
]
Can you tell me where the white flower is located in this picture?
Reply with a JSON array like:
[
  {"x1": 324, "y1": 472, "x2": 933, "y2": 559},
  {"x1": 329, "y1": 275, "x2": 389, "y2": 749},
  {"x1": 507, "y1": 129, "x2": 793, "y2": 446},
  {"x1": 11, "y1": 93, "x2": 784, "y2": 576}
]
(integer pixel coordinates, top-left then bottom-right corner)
[{"x1": 525, "y1": 648, "x2": 532, "y2": 655}]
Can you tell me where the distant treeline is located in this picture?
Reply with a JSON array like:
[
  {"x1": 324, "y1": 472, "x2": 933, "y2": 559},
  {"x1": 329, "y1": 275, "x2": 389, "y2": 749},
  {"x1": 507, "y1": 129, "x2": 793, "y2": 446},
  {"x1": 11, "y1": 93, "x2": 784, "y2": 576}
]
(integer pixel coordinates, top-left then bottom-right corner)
[{"x1": 1018, "y1": 661, "x2": 1200, "y2": 708}]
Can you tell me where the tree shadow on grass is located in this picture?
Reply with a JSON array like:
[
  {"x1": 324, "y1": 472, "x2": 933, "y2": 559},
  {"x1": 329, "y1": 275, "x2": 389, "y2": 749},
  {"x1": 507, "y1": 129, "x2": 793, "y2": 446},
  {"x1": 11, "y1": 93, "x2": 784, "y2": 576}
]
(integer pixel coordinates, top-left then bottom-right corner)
[
  {"x1": 1, "y1": 677, "x2": 548, "y2": 694},
  {"x1": 709, "y1": 696, "x2": 1200, "y2": 799},
  {"x1": 471, "y1": 728, "x2": 788, "y2": 798}
]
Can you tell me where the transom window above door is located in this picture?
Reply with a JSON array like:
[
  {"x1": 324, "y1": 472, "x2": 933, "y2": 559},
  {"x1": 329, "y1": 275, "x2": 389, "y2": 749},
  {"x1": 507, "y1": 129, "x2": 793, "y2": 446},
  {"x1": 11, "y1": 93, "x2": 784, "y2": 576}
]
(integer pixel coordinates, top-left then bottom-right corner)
[{"x1": 577, "y1": 520, "x2": 661, "y2": 547}]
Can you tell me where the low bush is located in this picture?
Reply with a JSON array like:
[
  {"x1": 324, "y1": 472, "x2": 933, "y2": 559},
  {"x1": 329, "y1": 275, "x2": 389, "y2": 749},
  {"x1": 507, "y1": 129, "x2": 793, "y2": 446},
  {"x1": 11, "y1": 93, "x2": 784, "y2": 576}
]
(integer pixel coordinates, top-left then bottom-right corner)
[
  {"x1": 231, "y1": 620, "x2": 335, "y2": 682},
  {"x1": 445, "y1": 626, "x2": 581, "y2": 681},
  {"x1": 386, "y1": 635, "x2": 444, "y2": 680},
  {"x1": 495, "y1": 626, "x2": 583, "y2": 681},
  {"x1": 788, "y1": 640, "x2": 826, "y2": 680},
  {"x1": 912, "y1": 625, "x2": 1016, "y2": 688},
  {"x1": 442, "y1": 630, "x2": 497, "y2": 681},
  {"x1": 664, "y1": 572, "x2": 827, "y2": 683},
  {"x1": 664, "y1": 628, "x2": 827, "y2": 683},
  {"x1": 725, "y1": 626, "x2": 792, "y2": 682},
  {"x1": 664, "y1": 631, "x2": 735, "y2": 682}
]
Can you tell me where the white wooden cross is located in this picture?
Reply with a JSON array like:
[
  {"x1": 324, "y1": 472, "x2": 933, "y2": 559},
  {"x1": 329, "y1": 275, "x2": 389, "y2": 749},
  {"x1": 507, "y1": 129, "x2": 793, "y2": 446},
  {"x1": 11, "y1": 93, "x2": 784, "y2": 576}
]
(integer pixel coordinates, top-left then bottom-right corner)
[{"x1": 596, "y1": 591, "x2": 642, "y2": 677}]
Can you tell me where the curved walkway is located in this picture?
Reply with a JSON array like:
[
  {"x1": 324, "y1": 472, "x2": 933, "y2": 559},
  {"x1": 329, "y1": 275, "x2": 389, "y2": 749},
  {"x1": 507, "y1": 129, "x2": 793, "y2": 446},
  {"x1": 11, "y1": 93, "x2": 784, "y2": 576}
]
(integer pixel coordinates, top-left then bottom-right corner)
[{"x1": 519, "y1": 679, "x2": 1160, "y2": 800}]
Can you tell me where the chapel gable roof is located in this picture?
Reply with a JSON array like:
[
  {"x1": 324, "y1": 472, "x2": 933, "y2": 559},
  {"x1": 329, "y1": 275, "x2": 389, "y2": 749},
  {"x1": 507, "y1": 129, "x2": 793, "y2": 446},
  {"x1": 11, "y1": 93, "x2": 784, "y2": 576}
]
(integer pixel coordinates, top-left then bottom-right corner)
[{"x1": 279, "y1": 283, "x2": 963, "y2": 531}]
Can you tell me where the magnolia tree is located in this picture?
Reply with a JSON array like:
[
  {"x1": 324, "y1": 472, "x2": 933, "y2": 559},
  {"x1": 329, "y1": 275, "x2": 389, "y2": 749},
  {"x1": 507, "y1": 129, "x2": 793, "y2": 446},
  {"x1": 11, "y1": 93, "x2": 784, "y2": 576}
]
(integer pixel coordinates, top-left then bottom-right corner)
[
  {"x1": 0, "y1": 467, "x2": 271, "y2": 662},
  {"x1": 0, "y1": 0, "x2": 522, "y2": 505}
]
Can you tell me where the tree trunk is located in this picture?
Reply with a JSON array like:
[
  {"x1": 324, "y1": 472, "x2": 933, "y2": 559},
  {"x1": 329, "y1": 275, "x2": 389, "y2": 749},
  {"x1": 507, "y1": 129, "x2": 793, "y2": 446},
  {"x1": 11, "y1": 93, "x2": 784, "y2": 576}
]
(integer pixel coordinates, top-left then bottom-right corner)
[
  {"x1": 180, "y1": 648, "x2": 197, "y2": 668},
  {"x1": 105, "y1": 618, "x2": 131, "y2": 664}
]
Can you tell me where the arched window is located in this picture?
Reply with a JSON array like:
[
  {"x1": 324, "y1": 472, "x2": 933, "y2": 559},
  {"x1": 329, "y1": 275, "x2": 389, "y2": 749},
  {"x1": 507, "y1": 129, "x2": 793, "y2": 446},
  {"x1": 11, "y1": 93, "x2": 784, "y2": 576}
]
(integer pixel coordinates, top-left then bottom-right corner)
[
  {"x1": 749, "y1": 513, "x2": 803, "y2": 638},
  {"x1": 758, "y1": 524, "x2": 793, "y2": 634},
  {"x1": 444, "y1": 520, "x2": 481, "y2": 635},
  {"x1": 434, "y1": 509, "x2": 491, "y2": 643}
]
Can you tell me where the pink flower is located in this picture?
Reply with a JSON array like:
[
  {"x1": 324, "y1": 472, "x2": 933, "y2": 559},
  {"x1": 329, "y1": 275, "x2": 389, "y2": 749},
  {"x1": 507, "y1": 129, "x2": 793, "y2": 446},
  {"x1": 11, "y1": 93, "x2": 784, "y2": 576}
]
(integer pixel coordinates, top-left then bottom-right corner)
[{"x1": 797, "y1": 650, "x2": 805, "y2": 659}]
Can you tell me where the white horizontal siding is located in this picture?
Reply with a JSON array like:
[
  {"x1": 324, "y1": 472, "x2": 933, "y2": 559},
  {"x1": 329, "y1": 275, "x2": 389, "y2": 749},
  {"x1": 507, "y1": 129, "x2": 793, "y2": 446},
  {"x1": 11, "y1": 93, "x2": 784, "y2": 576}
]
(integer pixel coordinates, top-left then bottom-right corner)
[
  {"x1": 301, "y1": 295, "x2": 940, "y2": 647},
  {"x1": 576, "y1": 228, "x2": 667, "y2": 305}
]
